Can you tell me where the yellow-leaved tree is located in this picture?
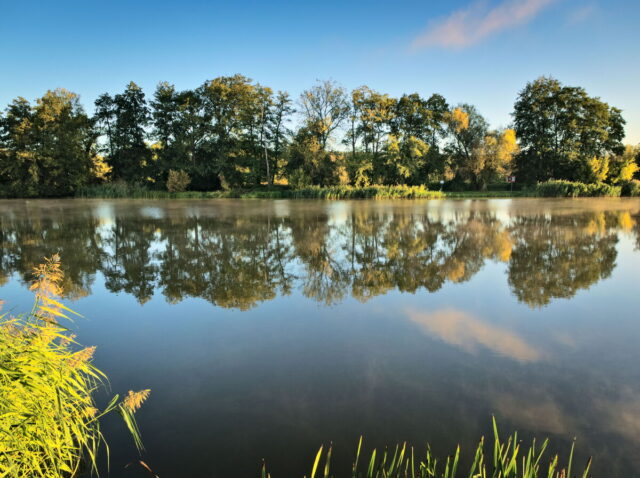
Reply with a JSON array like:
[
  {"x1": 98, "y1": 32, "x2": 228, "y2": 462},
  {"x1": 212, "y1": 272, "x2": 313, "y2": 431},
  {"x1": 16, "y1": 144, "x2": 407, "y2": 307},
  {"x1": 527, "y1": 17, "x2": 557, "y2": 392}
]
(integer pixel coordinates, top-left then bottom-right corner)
[
  {"x1": 474, "y1": 128, "x2": 519, "y2": 189},
  {"x1": 609, "y1": 145, "x2": 639, "y2": 183}
]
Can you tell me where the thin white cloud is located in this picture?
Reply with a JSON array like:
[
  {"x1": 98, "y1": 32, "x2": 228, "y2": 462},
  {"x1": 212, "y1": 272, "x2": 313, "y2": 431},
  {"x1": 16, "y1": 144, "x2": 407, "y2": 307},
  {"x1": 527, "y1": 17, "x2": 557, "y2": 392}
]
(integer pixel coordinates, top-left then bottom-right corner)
[{"x1": 412, "y1": 0, "x2": 557, "y2": 50}]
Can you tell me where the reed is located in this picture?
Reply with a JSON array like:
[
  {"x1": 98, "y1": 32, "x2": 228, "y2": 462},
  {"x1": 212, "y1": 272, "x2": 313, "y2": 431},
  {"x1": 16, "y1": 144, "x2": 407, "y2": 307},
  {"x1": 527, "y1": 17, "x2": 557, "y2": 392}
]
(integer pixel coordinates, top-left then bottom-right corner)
[
  {"x1": 77, "y1": 183, "x2": 444, "y2": 200},
  {"x1": 0, "y1": 255, "x2": 148, "y2": 477},
  {"x1": 443, "y1": 190, "x2": 530, "y2": 198},
  {"x1": 287, "y1": 185, "x2": 444, "y2": 199},
  {"x1": 534, "y1": 180, "x2": 621, "y2": 197},
  {"x1": 76, "y1": 181, "x2": 170, "y2": 198},
  {"x1": 263, "y1": 418, "x2": 590, "y2": 478}
]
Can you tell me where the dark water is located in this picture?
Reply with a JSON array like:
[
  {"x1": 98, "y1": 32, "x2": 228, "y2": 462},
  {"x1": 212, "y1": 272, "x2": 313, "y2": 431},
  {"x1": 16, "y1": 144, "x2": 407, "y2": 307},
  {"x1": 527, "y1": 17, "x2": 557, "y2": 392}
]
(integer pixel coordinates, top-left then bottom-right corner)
[{"x1": 2, "y1": 198, "x2": 640, "y2": 477}]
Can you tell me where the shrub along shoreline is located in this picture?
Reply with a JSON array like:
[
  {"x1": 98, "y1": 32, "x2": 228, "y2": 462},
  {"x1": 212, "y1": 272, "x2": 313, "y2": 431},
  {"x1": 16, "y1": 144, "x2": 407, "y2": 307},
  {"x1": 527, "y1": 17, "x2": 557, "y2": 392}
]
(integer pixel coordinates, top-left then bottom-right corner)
[{"x1": 71, "y1": 180, "x2": 640, "y2": 200}]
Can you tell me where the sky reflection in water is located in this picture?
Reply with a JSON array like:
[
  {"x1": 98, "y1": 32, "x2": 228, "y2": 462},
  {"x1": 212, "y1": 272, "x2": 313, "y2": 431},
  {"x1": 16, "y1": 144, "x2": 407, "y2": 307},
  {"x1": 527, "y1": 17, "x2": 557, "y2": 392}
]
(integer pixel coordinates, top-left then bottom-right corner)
[{"x1": 1, "y1": 198, "x2": 639, "y2": 477}]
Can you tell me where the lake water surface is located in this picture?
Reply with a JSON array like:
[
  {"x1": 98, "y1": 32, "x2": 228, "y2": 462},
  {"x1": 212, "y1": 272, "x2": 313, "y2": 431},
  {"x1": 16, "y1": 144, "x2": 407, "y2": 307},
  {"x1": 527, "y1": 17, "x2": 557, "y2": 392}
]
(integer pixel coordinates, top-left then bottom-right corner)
[{"x1": 1, "y1": 198, "x2": 640, "y2": 477}]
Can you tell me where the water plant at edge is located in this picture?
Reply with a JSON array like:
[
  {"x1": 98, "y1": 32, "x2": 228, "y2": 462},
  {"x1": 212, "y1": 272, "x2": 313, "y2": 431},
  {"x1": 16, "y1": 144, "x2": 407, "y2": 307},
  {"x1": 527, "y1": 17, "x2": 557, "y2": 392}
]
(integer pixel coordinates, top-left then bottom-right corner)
[
  {"x1": 0, "y1": 255, "x2": 150, "y2": 477},
  {"x1": 262, "y1": 417, "x2": 591, "y2": 478}
]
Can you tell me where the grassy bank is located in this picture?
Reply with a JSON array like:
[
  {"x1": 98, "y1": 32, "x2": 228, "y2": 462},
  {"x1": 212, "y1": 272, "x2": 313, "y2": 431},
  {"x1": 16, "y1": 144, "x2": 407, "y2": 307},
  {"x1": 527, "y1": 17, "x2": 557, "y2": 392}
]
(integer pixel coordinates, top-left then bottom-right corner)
[
  {"x1": 77, "y1": 184, "x2": 445, "y2": 200},
  {"x1": 443, "y1": 190, "x2": 530, "y2": 198},
  {"x1": 77, "y1": 183, "x2": 506, "y2": 200},
  {"x1": 0, "y1": 256, "x2": 148, "y2": 477},
  {"x1": 68, "y1": 180, "x2": 640, "y2": 200}
]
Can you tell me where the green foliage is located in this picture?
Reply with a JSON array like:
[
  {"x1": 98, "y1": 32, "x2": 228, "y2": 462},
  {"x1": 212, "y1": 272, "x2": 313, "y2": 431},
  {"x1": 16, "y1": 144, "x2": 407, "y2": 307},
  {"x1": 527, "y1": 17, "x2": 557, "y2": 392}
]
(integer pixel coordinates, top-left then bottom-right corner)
[
  {"x1": 535, "y1": 180, "x2": 621, "y2": 197},
  {"x1": 166, "y1": 169, "x2": 191, "y2": 192},
  {"x1": 514, "y1": 77, "x2": 625, "y2": 183},
  {"x1": 288, "y1": 185, "x2": 443, "y2": 199},
  {"x1": 149, "y1": 76, "x2": 294, "y2": 190},
  {"x1": 262, "y1": 417, "x2": 590, "y2": 478},
  {"x1": 300, "y1": 80, "x2": 349, "y2": 150},
  {"x1": 445, "y1": 105, "x2": 518, "y2": 190},
  {"x1": 94, "y1": 82, "x2": 152, "y2": 183},
  {"x1": 445, "y1": 104, "x2": 489, "y2": 184},
  {"x1": 0, "y1": 89, "x2": 97, "y2": 197},
  {"x1": 620, "y1": 179, "x2": 640, "y2": 197},
  {"x1": 286, "y1": 128, "x2": 345, "y2": 187},
  {"x1": 608, "y1": 145, "x2": 640, "y2": 184},
  {"x1": 1, "y1": 76, "x2": 632, "y2": 197},
  {"x1": 444, "y1": 190, "x2": 529, "y2": 198},
  {"x1": 76, "y1": 181, "x2": 163, "y2": 198},
  {"x1": 0, "y1": 255, "x2": 148, "y2": 477},
  {"x1": 77, "y1": 183, "x2": 443, "y2": 200}
]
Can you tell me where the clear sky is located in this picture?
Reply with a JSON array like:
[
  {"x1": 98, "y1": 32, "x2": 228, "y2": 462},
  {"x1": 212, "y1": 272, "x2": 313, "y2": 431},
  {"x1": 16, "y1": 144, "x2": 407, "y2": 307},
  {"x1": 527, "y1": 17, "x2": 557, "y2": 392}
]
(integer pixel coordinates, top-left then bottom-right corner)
[{"x1": 1, "y1": 0, "x2": 638, "y2": 143}]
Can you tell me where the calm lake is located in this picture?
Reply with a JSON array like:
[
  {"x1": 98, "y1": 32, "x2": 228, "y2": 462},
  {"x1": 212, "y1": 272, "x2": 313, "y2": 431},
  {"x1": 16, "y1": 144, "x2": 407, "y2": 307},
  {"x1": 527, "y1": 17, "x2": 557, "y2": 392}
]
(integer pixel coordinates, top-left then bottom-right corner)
[{"x1": 2, "y1": 198, "x2": 640, "y2": 477}]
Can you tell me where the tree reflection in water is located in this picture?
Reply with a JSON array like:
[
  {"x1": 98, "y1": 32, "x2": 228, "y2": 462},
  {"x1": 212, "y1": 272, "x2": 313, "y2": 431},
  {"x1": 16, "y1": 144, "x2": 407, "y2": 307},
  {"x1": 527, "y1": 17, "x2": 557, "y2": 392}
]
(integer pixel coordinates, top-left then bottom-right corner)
[{"x1": 0, "y1": 200, "x2": 636, "y2": 309}]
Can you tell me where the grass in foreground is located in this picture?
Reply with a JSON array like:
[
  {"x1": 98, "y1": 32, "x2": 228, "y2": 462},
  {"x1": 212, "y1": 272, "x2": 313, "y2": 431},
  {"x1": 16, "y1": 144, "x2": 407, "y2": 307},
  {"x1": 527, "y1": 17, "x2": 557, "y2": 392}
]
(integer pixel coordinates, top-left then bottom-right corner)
[
  {"x1": 263, "y1": 418, "x2": 591, "y2": 478},
  {"x1": 0, "y1": 255, "x2": 149, "y2": 477}
]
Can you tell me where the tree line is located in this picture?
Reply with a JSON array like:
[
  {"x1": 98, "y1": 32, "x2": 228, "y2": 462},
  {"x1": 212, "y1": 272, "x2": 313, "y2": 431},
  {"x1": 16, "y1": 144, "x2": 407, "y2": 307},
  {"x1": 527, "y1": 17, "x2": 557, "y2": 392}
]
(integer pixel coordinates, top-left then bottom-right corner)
[{"x1": 0, "y1": 75, "x2": 637, "y2": 197}]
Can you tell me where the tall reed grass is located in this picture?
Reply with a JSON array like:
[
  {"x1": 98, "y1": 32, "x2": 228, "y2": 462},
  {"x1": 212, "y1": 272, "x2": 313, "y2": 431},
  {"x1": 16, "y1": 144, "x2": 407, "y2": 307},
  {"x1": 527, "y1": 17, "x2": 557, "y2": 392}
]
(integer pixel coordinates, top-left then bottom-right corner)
[
  {"x1": 0, "y1": 255, "x2": 149, "y2": 477},
  {"x1": 76, "y1": 181, "x2": 170, "y2": 199},
  {"x1": 77, "y1": 183, "x2": 444, "y2": 200},
  {"x1": 263, "y1": 418, "x2": 590, "y2": 478},
  {"x1": 534, "y1": 180, "x2": 621, "y2": 197},
  {"x1": 287, "y1": 185, "x2": 443, "y2": 199}
]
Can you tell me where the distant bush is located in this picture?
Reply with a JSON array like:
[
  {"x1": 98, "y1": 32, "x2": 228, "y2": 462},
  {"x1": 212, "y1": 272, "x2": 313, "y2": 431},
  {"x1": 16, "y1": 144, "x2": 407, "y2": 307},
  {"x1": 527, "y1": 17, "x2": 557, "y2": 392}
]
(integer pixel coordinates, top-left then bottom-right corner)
[
  {"x1": 166, "y1": 170, "x2": 191, "y2": 193},
  {"x1": 584, "y1": 182, "x2": 621, "y2": 197},
  {"x1": 620, "y1": 179, "x2": 640, "y2": 197},
  {"x1": 77, "y1": 181, "x2": 162, "y2": 198},
  {"x1": 535, "y1": 180, "x2": 621, "y2": 197},
  {"x1": 289, "y1": 185, "x2": 444, "y2": 199},
  {"x1": 168, "y1": 185, "x2": 444, "y2": 200}
]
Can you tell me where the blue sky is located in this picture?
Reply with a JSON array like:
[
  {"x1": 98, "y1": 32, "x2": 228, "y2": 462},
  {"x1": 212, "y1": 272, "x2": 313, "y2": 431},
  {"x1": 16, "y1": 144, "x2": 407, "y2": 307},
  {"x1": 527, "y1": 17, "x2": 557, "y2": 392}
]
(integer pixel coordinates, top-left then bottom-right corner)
[{"x1": 1, "y1": 0, "x2": 638, "y2": 143}]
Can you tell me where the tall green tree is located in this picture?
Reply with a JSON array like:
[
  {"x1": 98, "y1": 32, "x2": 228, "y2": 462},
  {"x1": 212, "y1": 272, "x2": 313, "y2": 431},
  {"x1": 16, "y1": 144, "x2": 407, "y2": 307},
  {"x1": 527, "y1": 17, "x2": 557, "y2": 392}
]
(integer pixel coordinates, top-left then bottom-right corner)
[
  {"x1": 0, "y1": 89, "x2": 96, "y2": 196},
  {"x1": 249, "y1": 89, "x2": 294, "y2": 185},
  {"x1": 198, "y1": 74, "x2": 260, "y2": 188},
  {"x1": 151, "y1": 83, "x2": 209, "y2": 187},
  {"x1": 445, "y1": 104, "x2": 489, "y2": 187},
  {"x1": 299, "y1": 80, "x2": 349, "y2": 150},
  {"x1": 286, "y1": 127, "x2": 343, "y2": 187},
  {"x1": 513, "y1": 77, "x2": 625, "y2": 183},
  {"x1": 267, "y1": 91, "x2": 294, "y2": 184},
  {"x1": 344, "y1": 86, "x2": 396, "y2": 184},
  {"x1": 94, "y1": 82, "x2": 151, "y2": 182},
  {"x1": 392, "y1": 93, "x2": 449, "y2": 182}
]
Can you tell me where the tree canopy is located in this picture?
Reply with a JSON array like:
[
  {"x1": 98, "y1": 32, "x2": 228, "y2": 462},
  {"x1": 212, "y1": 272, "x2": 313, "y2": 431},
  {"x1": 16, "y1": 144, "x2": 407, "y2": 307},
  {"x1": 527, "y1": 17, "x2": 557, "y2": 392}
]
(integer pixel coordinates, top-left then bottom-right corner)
[
  {"x1": 513, "y1": 77, "x2": 626, "y2": 184},
  {"x1": 0, "y1": 89, "x2": 97, "y2": 196},
  {"x1": 0, "y1": 75, "x2": 635, "y2": 197}
]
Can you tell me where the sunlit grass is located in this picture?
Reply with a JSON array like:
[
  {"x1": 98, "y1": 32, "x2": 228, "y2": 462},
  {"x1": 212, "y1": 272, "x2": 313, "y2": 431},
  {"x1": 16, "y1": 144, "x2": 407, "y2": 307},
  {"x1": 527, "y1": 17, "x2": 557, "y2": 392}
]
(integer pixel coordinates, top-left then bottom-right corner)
[
  {"x1": 262, "y1": 418, "x2": 590, "y2": 478},
  {"x1": 534, "y1": 180, "x2": 621, "y2": 197},
  {"x1": 77, "y1": 183, "x2": 444, "y2": 199},
  {"x1": 0, "y1": 255, "x2": 149, "y2": 477},
  {"x1": 287, "y1": 185, "x2": 444, "y2": 199},
  {"x1": 443, "y1": 190, "x2": 530, "y2": 198}
]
